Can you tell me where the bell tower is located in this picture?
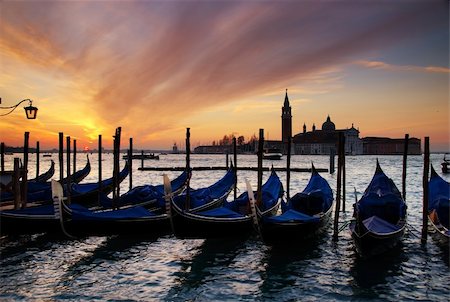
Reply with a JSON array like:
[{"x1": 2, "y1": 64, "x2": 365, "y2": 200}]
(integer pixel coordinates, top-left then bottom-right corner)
[{"x1": 281, "y1": 89, "x2": 292, "y2": 143}]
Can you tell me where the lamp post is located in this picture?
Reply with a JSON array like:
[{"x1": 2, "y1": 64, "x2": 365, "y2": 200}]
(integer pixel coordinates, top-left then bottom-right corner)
[{"x1": 0, "y1": 98, "x2": 38, "y2": 119}]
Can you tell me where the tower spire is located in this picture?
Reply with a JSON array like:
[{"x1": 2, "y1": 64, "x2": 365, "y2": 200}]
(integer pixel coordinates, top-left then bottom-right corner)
[
  {"x1": 284, "y1": 89, "x2": 289, "y2": 107},
  {"x1": 281, "y1": 89, "x2": 292, "y2": 143}
]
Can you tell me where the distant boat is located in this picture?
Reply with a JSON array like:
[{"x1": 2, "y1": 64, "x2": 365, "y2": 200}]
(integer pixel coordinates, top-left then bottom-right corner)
[
  {"x1": 43, "y1": 154, "x2": 52, "y2": 158},
  {"x1": 441, "y1": 155, "x2": 449, "y2": 174},
  {"x1": 123, "y1": 153, "x2": 159, "y2": 160},
  {"x1": 263, "y1": 148, "x2": 283, "y2": 160}
]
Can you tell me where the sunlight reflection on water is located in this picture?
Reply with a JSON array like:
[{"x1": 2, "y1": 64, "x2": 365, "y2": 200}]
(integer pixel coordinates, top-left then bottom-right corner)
[{"x1": 0, "y1": 154, "x2": 449, "y2": 301}]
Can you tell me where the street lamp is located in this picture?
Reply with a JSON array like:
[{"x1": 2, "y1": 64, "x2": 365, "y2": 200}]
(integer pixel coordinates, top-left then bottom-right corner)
[{"x1": 0, "y1": 98, "x2": 38, "y2": 119}]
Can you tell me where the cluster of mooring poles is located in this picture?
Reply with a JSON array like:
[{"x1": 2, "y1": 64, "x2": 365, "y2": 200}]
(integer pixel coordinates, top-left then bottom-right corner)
[{"x1": 0, "y1": 129, "x2": 434, "y2": 244}]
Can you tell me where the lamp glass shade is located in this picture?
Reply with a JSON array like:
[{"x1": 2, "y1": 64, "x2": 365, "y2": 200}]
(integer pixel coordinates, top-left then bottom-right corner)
[{"x1": 24, "y1": 105, "x2": 38, "y2": 119}]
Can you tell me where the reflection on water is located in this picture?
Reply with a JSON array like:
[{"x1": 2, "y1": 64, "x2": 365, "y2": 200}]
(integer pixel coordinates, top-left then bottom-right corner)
[
  {"x1": 259, "y1": 237, "x2": 322, "y2": 300},
  {"x1": 57, "y1": 235, "x2": 157, "y2": 291},
  {"x1": 0, "y1": 154, "x2": 449, "y2": 301},
  {"x1": 165, "y1": 237, "x2": 248, "y2": 301},
  {"x1": 351, "y1": 244, "x2": 406, "y2": 288}
]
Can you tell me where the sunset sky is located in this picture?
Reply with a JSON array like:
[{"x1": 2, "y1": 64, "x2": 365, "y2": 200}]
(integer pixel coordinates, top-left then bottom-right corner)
[{"x1": 1, "y1": 1, "x2": 448, "y2": 151}]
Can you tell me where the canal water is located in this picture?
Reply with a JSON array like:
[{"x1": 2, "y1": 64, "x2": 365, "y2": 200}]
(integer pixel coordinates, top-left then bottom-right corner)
[{"x1": 0, "y1": 153, "x2": 448, "y2": 301}]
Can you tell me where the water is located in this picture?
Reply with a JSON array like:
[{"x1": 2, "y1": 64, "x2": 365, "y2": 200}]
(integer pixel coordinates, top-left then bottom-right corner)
[{"x1": 1, "y1": 153, "x2": 449, "y2": 301}]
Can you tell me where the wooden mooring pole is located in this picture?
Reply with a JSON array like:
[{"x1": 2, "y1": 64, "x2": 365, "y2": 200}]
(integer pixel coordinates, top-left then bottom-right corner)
[
  {"x1": 342, "y1": 137, "x2": 346, "y2": 212},
  {"x1": 73, "y1": 139, "x2": 77, "y2": 173},
  {"x1": 1, "y1": 142, "x2": 4, "y2": 172},
  {"x1": 257, "y1": 129, "x2": 264, "y2": 206},
  {"x1": 98, "y1": 134, "x2": 103, "y2": 203},
  {"x1": 333, "y1": 132, "x2": 344, "y2": 240},
  {"x1": 113, "y1": 127, "x2": 122, "y2": 209},
  {"x1": 402, "y1": 134, "x2": 409, "y2": 201},
  {"x1": 421, "y1": 137, "x2": 430, "y2": 244},
  {"x1": 226, "y1": 152, "x2": 229, "y2": 169},
  {"x1": 185, "y1": 128, "x2": 191, "y2": 210},
  {"x1": 66, "y1": 136, "x2": 72, "y2": 204},
  {"x1": 329, "y1": 148, "x2": 335, "y2": 174},
  {"x1": 59, "y1": 132, "x2": 64, "y2": 181},
  {"x1": 13, "y1": 158, "x2": 21, "y2": 209},
  {"x1": 233, "y1": 137, "x2": 237, "y2": 201},
  {"x1": 20, "y1": 132, "x2": 29, "y2": 209},
  {"x1": 286, "y1": 136, "x2": 291, "y2": 201},
  {"x1": 36, "y1": 141, "x2": 40, "y2": 179},
  {"x1": 129, "y1": 137, "x2": 133, "y2": 191}
]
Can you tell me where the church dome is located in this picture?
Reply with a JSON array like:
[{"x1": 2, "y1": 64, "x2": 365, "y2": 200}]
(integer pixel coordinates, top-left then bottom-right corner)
[{"x1": 322, "y1": 115, "x2": 335, "y2": 131}]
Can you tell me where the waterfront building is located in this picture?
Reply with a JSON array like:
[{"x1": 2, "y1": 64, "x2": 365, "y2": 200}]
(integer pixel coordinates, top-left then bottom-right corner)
[
  {"x1": 362, "y1": 137, "x2": 421, "y2": 155},
  {"x1": 193, "y1": 91, "x2": 421, "y2": 155},
  {"x1": 292, "y1": 116, "x2": 363, "y2": 155}
]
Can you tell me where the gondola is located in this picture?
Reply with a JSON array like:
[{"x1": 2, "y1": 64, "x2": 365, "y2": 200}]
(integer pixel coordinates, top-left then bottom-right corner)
[
  {"x1": 428, "y1": 165, "x2": 449, "y2": 246},
  {"x1": 168, "y1": 169, "x2": 283, "y2": 239},
  {"x1": 58, "y1": 168, "x2": 234, "y2": 237},
  {"x1": 99, "y1": 169, "x2": 189, "y2": 208},
  {"x1": 0, "y1": 157, "x2": 91, "y2": 203},
  {"x1": 168, "y1": 168, "x2": 237, "y2": 238},
  {"x1": 61, "y1": 156, "x2": 91, "y2": 184},
  {"x1": 1, "y1": 164, "x2": 159, "y2": 235},
  {"x1": 68, "y1": 161, "x2": 129, "y2": 206},
  {"x1": 56, "y1": 183, "x2": 170, "y2": 237},
  {"x1": 349, "y1": 160, "x2": 407, "y2": 257},
  {"x1": 0, "y1": 161, "x2": 54, "y2": 203},
  {"x1": 257, "y1": 164, "x2": 333, "y2": 245},
  {"x1": 0, "y1": 202, "x2": 59, "y2": 235},
  {"x1": 28, "y1": 160, "x2": 55, "y2": 183}
]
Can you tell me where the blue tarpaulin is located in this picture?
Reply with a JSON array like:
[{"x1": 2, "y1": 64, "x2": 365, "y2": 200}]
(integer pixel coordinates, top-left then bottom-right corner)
[
  {"x1": 70, "y1": 204, "x2": 155, "y2": 221},
  {"x1": 264, "y1": 209, "x2": 319, "y2": 223},
  {"x1": 362, "y1": 215, "x2": 401, "y2": 234}
]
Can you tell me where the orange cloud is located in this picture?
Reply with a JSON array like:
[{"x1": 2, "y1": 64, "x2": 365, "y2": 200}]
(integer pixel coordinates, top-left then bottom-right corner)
[
  {"x1": 356, "y1": 60, "x2": 450, "y2": 74},
  {"x1": 0, "y1": 1, "x2": 448, "y2": 151}
]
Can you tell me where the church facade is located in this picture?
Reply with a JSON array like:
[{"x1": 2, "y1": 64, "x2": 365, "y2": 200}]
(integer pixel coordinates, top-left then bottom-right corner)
[
  {"x1": 292, "y1": 116, "x2": 363, "y2": 155},
  {"x1": 195, "y1": 90, "x2": 420, "y2": 155},
  {"x1": 279, "y1": 91, "x2": 363, "y2": 155},
  {"x1": 282, "y1": 91, "x2": 419, "y2": 155}
]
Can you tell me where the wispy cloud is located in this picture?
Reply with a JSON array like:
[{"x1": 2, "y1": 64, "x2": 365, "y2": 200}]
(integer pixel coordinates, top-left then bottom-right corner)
[
  {"x1": 0, "y1": 1, "x2": 447, "y2": 147},
  {"x1": 356, "y1": 60, "x2": 450, "y2": 74}
]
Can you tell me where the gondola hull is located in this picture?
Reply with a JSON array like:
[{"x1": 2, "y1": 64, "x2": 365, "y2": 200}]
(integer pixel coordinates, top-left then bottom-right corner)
[
  {"x1": 261, "y1": 210, "x2": 332, "y2": 245},
  {"x1": 349, "y1": 220, "x2": 405, "y2": 257},
  {"x1": 428, "y1": 214, "x2": 450, "y2": 248},
  {"x1": 63, "y1": 215, "x2": 171, "y2": 237},
  {"x1": 0, "y1": 207, "x2": 59, "y2": 235},
  {"x1": 170, "y1": 207, "x2": 254, "y2": 239},
  {"x1": 170, "y1": 194, "x2": 233, "y2": 238},
  {"x1": 428, "y1": 166, "x2": 449, "y2": 249},
  {"x1": 68, "y1": 162, "x2": 129, "y2": 207}
]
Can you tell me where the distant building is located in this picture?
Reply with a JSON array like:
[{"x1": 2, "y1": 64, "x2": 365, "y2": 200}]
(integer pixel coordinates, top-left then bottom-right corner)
[
  {"x1": 194, "y1": 145, "x2": 232, "y2": 154},
  {"x1": 193, "y1": 91, "x2": 422, "y2": 155},
  {"x1": 292, "y1": 116, "x2": 363, "y2": 155},
  {"x1": 362, "y1": 137, "x2": 421, "y2": 155}
]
